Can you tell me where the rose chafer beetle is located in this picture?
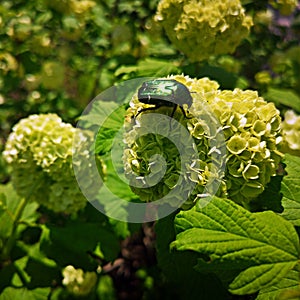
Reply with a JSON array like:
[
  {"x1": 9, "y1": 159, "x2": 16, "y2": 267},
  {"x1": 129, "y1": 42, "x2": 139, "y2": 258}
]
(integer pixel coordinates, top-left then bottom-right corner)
[{"x1": 136, "y1": 79, "x2": 193, "y2": 118}]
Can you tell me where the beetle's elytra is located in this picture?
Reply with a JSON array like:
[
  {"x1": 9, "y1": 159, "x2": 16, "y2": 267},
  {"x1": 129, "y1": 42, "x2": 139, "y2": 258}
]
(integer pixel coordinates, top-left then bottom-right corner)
[{"x1": 136, "y1": 79, "x2": 193, "y2": 118}]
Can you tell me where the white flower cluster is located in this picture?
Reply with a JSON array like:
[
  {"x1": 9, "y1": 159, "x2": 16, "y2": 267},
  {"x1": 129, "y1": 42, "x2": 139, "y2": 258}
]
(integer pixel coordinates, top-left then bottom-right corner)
[
  {"x1": 62, "y1": 265, "x2": 97, "y2": 296},
  {"x1": 3, "y1": 114, "x2": 102, "y2": 213}
]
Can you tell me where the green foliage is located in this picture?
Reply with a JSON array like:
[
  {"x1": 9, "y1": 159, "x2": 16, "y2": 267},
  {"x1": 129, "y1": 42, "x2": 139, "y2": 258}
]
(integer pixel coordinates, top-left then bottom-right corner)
[{"x1": 0, "y1": 287, "x2": 51, "y2": 300}]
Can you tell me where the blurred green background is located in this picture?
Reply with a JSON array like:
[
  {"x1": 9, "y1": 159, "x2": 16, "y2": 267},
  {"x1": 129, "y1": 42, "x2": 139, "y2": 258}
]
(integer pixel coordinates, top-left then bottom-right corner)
[{"x1": 1, "y1": 0, "x2": 300, "y2": 183}]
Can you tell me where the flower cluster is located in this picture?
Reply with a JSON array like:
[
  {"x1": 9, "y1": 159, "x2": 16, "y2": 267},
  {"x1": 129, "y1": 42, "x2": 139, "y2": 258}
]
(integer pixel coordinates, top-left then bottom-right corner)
[
  {"x1": 155, "y1": 0, "x2": 253, "y2": 62},
  {"x1": 124, "y1": 75, "x2": 283, "y2": 208},
  {"x1": 281, "y1": 110, "x2": 300, "y2": 156},
  {"x1": 3, "y1": 114, "x2": 102, "y2": 214},
  {"x1": 62, "y1": 265, "x2": 97, "y2": 296}
]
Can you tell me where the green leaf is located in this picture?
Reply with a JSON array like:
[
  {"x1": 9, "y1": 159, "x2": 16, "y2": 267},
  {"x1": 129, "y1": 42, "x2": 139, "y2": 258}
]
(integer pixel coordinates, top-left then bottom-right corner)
[
  {"x1": 115, "y1": 58, "x2": 179, "y2": 78},
  {"x1": 11, "y1": 256, "x2": 31, "y2": 287},
  {"x1": 79, "y1": 101, "x2": 119, "y2": 128},
  {"x1": 0, "y1": 184, "x2": 38, "y2": 241},
  {"x1": 19, "y1": 202, "x2": 39, "y2": 226},
  {"x1": 96, "y1": 275, "x2": 117, "y2": 300},
  {"x1": 257, "y1": 266, "x2": 300, "y2": 300},
  {"x1": 40, "y1": 220, "x2": 119, "y2": 267},
  {"x1": 0, "y1": 184, "x2": 21, "y2": 239},
  {"x1": 94, "y1": 104, "x2": 126, "y2": 155},
  {"x1": 0, "y1": 287, "x2": 50, "y2": 300},
  {"x1": 91, "y1": 153, "x2": 140, "y2": 224},
  {"x1": 280, "y1": 154, "x2": 300, "y2": 226},
  {"x1": 16, "y1": 241, "x2": 56, "y2": 269},
  {"x1": 79, "y1": 78, "x2": 146, "y2": 129},
  {"x1": 264, "y1": 88, "x2": 300, "y2": 113},
  {"x1": 172, "y1": 197, "x2": 300, "y2": 295}
]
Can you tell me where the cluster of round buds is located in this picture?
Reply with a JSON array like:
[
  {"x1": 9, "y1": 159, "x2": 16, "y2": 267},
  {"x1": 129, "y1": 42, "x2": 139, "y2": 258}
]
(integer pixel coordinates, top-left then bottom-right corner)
[
  {"x1": 3, "y1": 114, "x2": 102, "y2": 214},
  {"x1": 281, "y1": 110, "x2": 300, "y2": 156},
  {"x1": 62, "y1": 265, "x2": 97, "y2": 296},
  {"x1": 123, "y1": 75, "x2": 283, "y2": 209},
  {"x1": 155, "y1": 0, "x2": 253, "y2": 62},
  {"x1": 206, "y1": 88, "x2": 283, "y2": 204}
]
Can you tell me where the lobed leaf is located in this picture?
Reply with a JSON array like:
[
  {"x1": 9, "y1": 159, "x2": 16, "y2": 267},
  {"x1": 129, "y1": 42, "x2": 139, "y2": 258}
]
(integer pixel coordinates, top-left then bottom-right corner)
[
  {"x1": 256, "y1": 266, "x2": 300, "y2": 300},
  {"x1": 172, "y1": 197, "x2": 300, "y2": 295}
]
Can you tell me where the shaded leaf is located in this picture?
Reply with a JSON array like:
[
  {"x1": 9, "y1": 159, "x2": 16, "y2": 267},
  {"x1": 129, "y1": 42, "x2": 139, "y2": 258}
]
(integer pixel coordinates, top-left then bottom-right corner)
[
  {"x1": 250, "y1": 175, "x2": 283, "y2": 213},
  {"x1": 155, "y1": 214, "x2": 228, "y2": 300},
  {"x1": 40, "y1": 221, "x2": 119, "y2": 268}
]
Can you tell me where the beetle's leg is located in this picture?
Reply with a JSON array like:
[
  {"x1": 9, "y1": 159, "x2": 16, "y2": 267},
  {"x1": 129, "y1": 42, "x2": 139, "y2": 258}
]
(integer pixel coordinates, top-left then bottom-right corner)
[
  {"x1": 134, "y1": 105, "x2": 161, "y2": 120},
  {"x1": 179, "y1": 106, "x2": 193, "y2": 119},
  {"x1": 170, "y1": 105, "x2": 178, "y2": 119}
]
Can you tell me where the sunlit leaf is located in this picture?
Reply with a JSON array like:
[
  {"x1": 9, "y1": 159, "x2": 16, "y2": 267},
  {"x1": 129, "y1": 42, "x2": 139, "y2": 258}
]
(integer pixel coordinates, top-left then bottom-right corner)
[
  {"x1": 172, "y1": 197, "x2": 300, "y2": 295},
  {"x1": 0, "y1": 287, "x2": 50, "y2": 300},
  {"x1": 257, "y1": 267, "x2": 300, "y2": 300}
]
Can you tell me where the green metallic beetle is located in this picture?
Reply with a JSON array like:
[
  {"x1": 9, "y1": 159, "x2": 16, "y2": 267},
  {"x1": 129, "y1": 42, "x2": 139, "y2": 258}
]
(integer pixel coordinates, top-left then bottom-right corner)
[{"x1": 136, "y1": 79, "x2": 193, "y2": 118}]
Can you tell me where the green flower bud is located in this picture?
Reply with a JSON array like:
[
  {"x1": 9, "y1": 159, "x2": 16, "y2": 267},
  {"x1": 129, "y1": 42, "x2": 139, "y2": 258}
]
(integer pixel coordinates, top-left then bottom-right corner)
[
  {"x1": 124, "y1": 75, "x2": 283, "y2": 208},
  {"x1": 155, "y1": 0, "x2": 253, "y2": 62},
  {"x1": 254, "y1": 10, "x2": 273, "y2": 26},
  {"x1": 62, "y1": 265, "x2": 97, "y2": 296},
  {"x1": 3, "y1": 114, "x2": 103, "y2": 214},
  {"x1": 255, "y1": 71, "x2": 272, "y2": 86}
]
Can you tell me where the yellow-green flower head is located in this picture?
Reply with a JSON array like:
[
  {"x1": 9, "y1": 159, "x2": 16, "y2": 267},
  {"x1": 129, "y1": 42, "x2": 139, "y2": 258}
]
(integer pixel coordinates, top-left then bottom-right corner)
[
  {"x1": 124, "y1": 75, "x2": 283, "y2": 208},
  {"x1": 281, "y1": 110, "x2": 300, "y2": 156},
  {"x1": 155, "y1": 0, "x2": 253, "y2": 62},
  {"x1": 62, "y1": 265, "x2": 97, "y2": 296},
  {"x1": 269, "y1": 0, "x2": 298, "y2": 15},
  {"x1": 3, "y1": 114, "x2": 102, "y2": 214}
]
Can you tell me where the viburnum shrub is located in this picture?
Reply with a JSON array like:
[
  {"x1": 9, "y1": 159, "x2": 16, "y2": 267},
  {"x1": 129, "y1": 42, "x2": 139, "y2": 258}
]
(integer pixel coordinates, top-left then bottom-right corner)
[
  {"x1": 3, "y1": 114, "x2": 102, "y2": 214},
  {"x1": 123, "y1": 75, "x2": 283, "y2": 208},
  {"x1": 155, "y1": 0, "x2": 253, "y2": 62}
]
